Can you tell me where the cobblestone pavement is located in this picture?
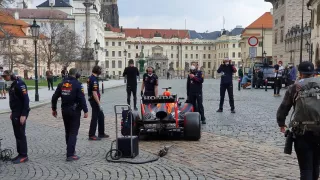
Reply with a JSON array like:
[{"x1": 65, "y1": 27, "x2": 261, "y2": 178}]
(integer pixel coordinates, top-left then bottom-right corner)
[{"x1": 0, "y1": 79, "x2": 300, "y2": 179}]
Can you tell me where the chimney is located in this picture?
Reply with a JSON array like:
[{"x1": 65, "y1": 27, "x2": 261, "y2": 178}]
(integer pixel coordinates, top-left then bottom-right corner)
[{"x1": 14, "y1": 10, "x2": 19, "y2": 20}]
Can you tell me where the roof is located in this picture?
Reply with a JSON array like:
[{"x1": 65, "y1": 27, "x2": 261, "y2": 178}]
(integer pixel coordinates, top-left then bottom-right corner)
[
  {"x1": 3, "y1": 8, "x2": 73, "y2": 20},
  {"x1": 37, "y1": 0, "x2": 72, "y2": 8},
  {"x1": 0, "y1": 11, "x2": 29, "y2": 38},
  {"x1": 245, "y1": 12, "x2": 273, "y2": 29}
]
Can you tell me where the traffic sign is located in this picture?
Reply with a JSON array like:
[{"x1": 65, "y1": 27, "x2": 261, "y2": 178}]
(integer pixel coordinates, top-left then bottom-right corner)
[
  {"x1": 249, "y1": 47, "x2": 257, "y2": 58},
  {"x1": 248, "y1": 36, "x2": 259, "y2": 46}
]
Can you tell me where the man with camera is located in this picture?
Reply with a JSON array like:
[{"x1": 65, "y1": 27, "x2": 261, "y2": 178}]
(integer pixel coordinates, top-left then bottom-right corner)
[
  {"x1": 277, "y1": 61, "x2": 320, "y2": 179},
  {"x1": 217, "y1": 58, "x2": 237, "y2": 113},
  {"x1": 187, "y1": 62, "x2": 206, "y2": 124}
]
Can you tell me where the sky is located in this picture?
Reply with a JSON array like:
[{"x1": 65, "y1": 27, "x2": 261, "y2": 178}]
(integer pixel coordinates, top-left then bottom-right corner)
[{"x1": 30, "y1": 0, "x2": 273, "y2": 32}]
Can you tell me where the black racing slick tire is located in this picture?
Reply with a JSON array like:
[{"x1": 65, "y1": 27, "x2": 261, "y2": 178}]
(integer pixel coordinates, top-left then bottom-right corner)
[{"x1": 184, "y1": 112, "x2": 201, "y2": 141}]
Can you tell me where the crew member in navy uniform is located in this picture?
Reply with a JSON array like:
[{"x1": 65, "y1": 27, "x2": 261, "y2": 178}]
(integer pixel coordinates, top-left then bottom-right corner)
[
  {"x1": 187, "y1": 63, "x2": 206, "y2": 124},
  {"x1": 87, "y1": 66, "x2": 109, "y2": 140},
  {"x1": 51, "y1": 68, "x2": 89, "y2": 161},
  {"x1": 141, "y1": 67, "x2": 158, "y2": 97},
  {"x1": 123, "y1": 59, "x2": 140, "y2": 110},
  {"x1": 1, "y1": 70, "x2": 30, "y2": 164},
  {"x1": 217, "y1": 58, "x2": 237, "y2": 113}
]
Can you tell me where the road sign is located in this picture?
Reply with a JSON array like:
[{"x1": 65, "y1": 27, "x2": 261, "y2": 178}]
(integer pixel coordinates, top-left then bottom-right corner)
[
  {"x1": 248, "y1": 36, "x2": 259, "y2": 46},
  {"x1": 249, "y1": 47, "x2": 257, "y2": 58}
]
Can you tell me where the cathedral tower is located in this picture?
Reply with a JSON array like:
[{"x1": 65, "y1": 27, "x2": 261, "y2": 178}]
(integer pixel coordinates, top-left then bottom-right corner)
[{"x1": 100, "y1": 0, "x2": 119, "y2": 28}]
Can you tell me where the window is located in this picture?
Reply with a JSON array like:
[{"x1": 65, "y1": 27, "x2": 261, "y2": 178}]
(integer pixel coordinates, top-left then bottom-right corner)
[
  {"x1": 185, "y1": 46, "x2": 188, "y2": 50},
  {"x1": 113, "y1": 71, "x2": 115, "y2": 75},
  {"x1": 136, "y1": 53, "x2": 139, "y2": 58},
  {"x1": 23, "y1": 40, "x2": 27, "y2": 45},
  {"x1": 142, "y1": 45, "x2": 144, "y2": 49},
  {"x1": 136, "y1": 45, "x2": 138, "y2": 49},
  {"x1": 232, "y1": 52, "x2": 235, "y2": 58},
  {"x1": 118, "y1": 71, "x2": 121, "y2": 75},
  {"x1": 118, "y1": 42, "x2": 121, "y2": 46},
  {"x1": 176, "y1": 54, "x2": 179, "y2": 58},
  {"x1": 128, "y1": 45, "x2": 131, "y2": 49},
  {"x1": 214, "y1": 54, "x2": 216, "y2": 59},
  {"x1": 208, "y1": 62, "x2": 211, "y2": 69},
  {"x1": 275, "y1": 31, "x2": 278, "y2": 44},
  {"x1": 128, "y1": 53, "x2": 131, "y2": 58},
  {"x1": 13, "y1": 39, "x2": 17, "y2": 44},
  {"x1": 227, "y1": 44, "x2": 228, "y2": 48},
  {"x1": 281, "y1": 16, "x2": 285, "y2": 22},
  {"x1": 196, "y1": 54, "x2": 198, "y2": 59},
  {"x1": 105, "y1": 51, "x2": 109, "y2": 57},
  {"x1": 185, "y1": 54, "x2": 188, "y2": 58},
  {"x1": 118, "y1": 51, "x2": 122, "y2": 57},
  {"x1": 196, "y1": 46, "x2": 198, "y2": 50},
  {"x1": 191, "y1": 46, "x2": 193, "y2": 50},
  {"x1": 208, "y1": 54, "x2": 211, "y2": 59},
  {"x1": 238, "y1": 44, "x2": 241, "y2": 48},
  {"x1": 176, "y1": 62, "x2": 179, "y2": 68},
  {"x1": 233, "y1": 44, "x2": 235, "y2": 48},
  {"x1": 191, "y1": 54, "x2": 194, "y2": 59},
  {"x1": 106, "y1": 41, "x2": 109, "y2": 46},
  {"x1": 259, "y1": 42, "x2": 263, "y2": 47},
  {"x1": 203, "y1": 54, "x2": 206, "y2": 59},
  {"x1": 275, "y1": 1, "x2": 278, "y2": 9},
  {"x1": 281, "y1": 0, "x2": 285, "y2": 4},
  {"x1": 112, "y1": 51, "x2": 115, "y2": 57},
  {"x1": 105, "y1": 60, "x2": 109, "y2": 68},
  {"x1": 112, "y1": 42, "x2": 115, "y2": 46},
  {"x1": 238, "y1": 52, "x2": 241, "y2": 58},
  {"x1": 171, "y1": 54, "x2": 173, "y2": 58},
  {"x1": 280, "y1": 29, "x2": 284, "y2": 43},
  {"x1": 171, "y1": 46, "x2": 173, "y2": 50},
  {"x1": 177, "y1": 46, "x2": 179, "y2": 50},
  {"x1": 208, "y1": 47, "x2": 211, "y2": 50},
  {"x1": 275, "y1": 19, "x2": 278, "y2": 25},
  {"x1": 118, "y1": 61, "x2": 122, "y2": 68},
  {"x1": 204, "y1": 46, "x2": 206, "y2": 50},
  {"x1": 203, "y1": 62, "x2": 206, "y2": 68},
  {"x1": 112, "y1": 60, "x2": 115, "y2": 68}
]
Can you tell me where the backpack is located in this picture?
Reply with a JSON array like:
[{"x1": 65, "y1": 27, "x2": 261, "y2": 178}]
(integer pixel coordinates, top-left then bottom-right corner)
[{"x1": 292, "y1": 78, "x2": 320, "y2": 133}]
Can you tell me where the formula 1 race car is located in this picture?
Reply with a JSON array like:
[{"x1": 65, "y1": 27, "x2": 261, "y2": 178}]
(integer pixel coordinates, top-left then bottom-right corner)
[{"x1": 122, "y1": 87, "x2": 201, "y2": 140}]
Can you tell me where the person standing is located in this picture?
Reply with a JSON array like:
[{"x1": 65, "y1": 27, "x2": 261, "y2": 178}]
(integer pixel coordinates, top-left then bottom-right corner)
[
  {"x1": 289, "y1": 64, "x2": 297, "y2": 85},
  {"x1": 187, "y1": 63, "x2": 206, "y2": 124},
  {"x1": 51, "y1": 68, "x2": 89, "y2": 161},
  {"x1": 61, "y1": 67, "x2": 68, "y2": 80},
  {"x1": 314, "y1": 60, "x2": 320, "y2": 76},
  {"x1": 274, "y1": 61, "x2": 284, "y2": 96},
  {"x1": 141, "y1": 67, "x2": 158, "y2": 96},
  {"x1": 1, "y1": 70, "x2": 30, "y2": 164},
  {"x1": 277, "y1": 61, "x2": 320, "y2": 179},
  {"x1": 238, "y1": 65, "x2": 244, "y2": 89},
  {"x1": 217, "y1": 59, "x2": 237, "y2": 113},
  {"x1": 46, "y1": 68, "x2": 54, "y2": 91},
  {"x1": 87, "y1": 66, "x2": 109, "y2": 140},
  {"x1": 123, "y1": 59, "x2": 140, "y2": 110}
]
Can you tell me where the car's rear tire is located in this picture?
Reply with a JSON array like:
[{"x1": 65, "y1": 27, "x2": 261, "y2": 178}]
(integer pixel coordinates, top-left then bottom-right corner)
[{"x1": 184, "y1": 112, "x2": 201, "y2": 141}]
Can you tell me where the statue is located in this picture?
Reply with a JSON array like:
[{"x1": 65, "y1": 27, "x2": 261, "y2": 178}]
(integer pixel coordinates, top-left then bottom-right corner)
[{"x1": 138, "y1": 59, "x2": 146, "y2": 73}]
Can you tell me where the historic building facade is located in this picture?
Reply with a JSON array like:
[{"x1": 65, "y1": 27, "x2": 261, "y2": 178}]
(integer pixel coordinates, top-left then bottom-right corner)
[
  {"x1": 265, "y1": 0, "x2": 311, "y2": 64},
  {"x1": 308, "y1": 0, "x2": 320, "y2": 62}
]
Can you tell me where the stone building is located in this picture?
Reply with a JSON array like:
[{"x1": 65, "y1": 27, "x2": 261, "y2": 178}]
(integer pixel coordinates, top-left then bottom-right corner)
[
  {"x1": 307, "y1": 0, "x2": 320, "y2": 62},
  {"x1": 100, "y1": 0, "x2": 119, "y2": 28},
  {"x1": 265, "y1": 0, "x2": 311, "y2": 64}
]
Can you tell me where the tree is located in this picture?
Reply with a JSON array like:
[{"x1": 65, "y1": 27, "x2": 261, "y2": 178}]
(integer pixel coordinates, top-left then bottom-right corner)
[{"x1": 0, "y1": 0, "x2": 14, "y2": 8}]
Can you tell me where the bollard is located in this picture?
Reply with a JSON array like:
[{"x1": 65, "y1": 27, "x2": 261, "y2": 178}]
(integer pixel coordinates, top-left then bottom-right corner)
[
  {"x1": 102, "y1": 81, "x2": 104, "y2": 94},
  {"x1": 265, "y1": 79, "x2": 268, "y2": 92},
  {"x1": 238, "y1": 78, "x2": 241, "y2": 91}
]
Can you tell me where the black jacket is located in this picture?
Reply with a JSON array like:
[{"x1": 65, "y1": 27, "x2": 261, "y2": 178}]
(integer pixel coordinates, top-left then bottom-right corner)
[
  {"x1": 9, "y1": 79, "x2": 30, "y2": 116},
  {"x1": 187, "y1": 70, "x2": 204, "y2": 95},
  {"x1": 217, "y1": 64, "x2": 237, "y2": 84}
]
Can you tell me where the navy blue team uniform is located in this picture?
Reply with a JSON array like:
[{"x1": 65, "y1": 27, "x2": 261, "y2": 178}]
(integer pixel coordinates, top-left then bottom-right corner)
[
  {"x1": 142, "y1": 73, "x2": 158, "y2": 96},
  {"x1": 9, "y1": 78, "x2": 30, "y2": 163},
  {"x1": 187, "y1": 70, "x2": 206, "y2": 123},
  {"x1": 87, "y1": 74, "x2": 105, "y2": 139},
  {"x1": 52, "y1": 76, "x2": 88, "y2": 160}
]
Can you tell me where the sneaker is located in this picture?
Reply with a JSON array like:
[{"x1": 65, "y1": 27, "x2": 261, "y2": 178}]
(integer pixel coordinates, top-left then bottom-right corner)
[
  {"x1": 231, "y1": 109, "x2": 236, "y2": 113},
  {"x1": 12, "y1": 156, "x2": 28, "y2": 164},
  {"x1": 66, "y1": 155, "x2": 80, "y2": 161},
  {"x1": 98, "y1": 134, "x2": 109, "y2": 138},
  {"x1": 88, "y1": 136, "x2": 101, "y2": 141},
  {"x1": 216, "y1": 109, "x2": 223, "y2": 113},
  {"x1": 11, "y1": 155, "x2": 20, "y2": 161}
]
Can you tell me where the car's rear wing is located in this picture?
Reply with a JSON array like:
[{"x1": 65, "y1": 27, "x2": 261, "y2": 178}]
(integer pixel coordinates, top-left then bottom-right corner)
[{"x1": 142, "y1": 95, "x2": 177, "y2": 104}]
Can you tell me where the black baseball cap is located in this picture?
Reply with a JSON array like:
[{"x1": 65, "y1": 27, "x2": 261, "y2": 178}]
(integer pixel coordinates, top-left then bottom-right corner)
[
  {"x1": 298, "y1": 61, "x2": 314, "y2": 75},
  {"x1": 1, "y1": 70, "x2": 11, "y2": 77}
]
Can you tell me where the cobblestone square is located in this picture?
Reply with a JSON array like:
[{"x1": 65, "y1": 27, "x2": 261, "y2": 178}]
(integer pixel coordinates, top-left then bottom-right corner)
[{"x1": 0, "y1": 79, "x2": 300, "y2": 179}]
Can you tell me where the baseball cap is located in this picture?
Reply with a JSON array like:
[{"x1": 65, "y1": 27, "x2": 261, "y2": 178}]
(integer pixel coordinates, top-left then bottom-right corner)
[
  {"x1": 1, "y1": 70, "x2": 11, "y2": 77},
  {"x1": 298, "y1": 61, "x2": 314, "y2": 74}
]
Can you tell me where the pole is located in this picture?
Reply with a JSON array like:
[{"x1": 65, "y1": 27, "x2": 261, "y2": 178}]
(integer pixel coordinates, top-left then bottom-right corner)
[
  {"x1": 262, "y1": 24, "x2": 264, "y2": 61},
  {"x1": 299, "y1": 0, "x2": 305, "y2": 64},
  {"x1": 35, "y1": 40, "x2": 39, "y2": 102}
]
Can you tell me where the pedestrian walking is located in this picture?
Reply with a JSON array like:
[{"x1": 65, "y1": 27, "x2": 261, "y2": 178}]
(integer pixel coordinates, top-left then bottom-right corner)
[
  {"x1": 187, "y1": 62, "x2": 206, "y2": 124},
  {"x1": 277, "y1": 61, "x2": 320, "y2": 179},
  {"x1": 274, "y1": 61, "x2": 284, "y2": 96},
  {"x1": 51, "y1": 68, "x2": 89, "y2": 161},
  {"x1": 217, "y1": 59, "x2": 237, "y2": 113},
  {"x1": 141, "y1": 67, "x2": 158, "y2": 97},
  {"x1": 123, "y1": 59, "x2": 140, "y2": 110},
  {"x1": 46, "y1": 68, "x2": 54, "y2": 91},
  {"x1": 1, "y1": 70, "x2": 30, "y2": 164},
  {"x1": 87, "y1": 66, "x2": 109, "y2": 141}
]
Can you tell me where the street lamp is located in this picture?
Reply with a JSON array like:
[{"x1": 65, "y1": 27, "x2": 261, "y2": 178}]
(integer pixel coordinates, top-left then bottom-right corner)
[
  {"x1": 124, "y1": 49, "x2": 127, "y2": 83},
  {"x1": 30, "y1": 19, "x2": 40, "y2": 102},
  {"x1": 299, "y1": 0, "x2": 305, "y2": 64},
  {"x1": 305, "y1": 41, "x2": 312, "y2": 62},
  {"x1": 94, "y1": 39, "x2": 100, "y2": 65},
  {"x1": 263, "y1": 51, "x2": 267, "y2": 64}
]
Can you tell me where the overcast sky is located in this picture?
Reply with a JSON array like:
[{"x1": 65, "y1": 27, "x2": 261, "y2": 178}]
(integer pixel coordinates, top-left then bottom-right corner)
[{"x1": 31, "y1": 0, "x2": 273, "y2": 32}]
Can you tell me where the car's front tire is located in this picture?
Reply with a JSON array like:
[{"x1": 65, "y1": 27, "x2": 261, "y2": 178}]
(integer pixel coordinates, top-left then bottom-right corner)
[{"x1": 184, "y1": 112, "x2": 201, "y2": 141}]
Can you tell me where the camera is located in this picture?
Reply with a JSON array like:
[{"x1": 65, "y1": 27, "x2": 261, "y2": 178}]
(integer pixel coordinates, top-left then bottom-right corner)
[{"x1": 284, "y1": 129, "x2": 294, "y2": 155}]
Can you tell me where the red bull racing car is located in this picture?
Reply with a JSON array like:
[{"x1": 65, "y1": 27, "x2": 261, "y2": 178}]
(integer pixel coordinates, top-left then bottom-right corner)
[{"x1": 125, "y1": 87, "x2": 201, "y2": 140}]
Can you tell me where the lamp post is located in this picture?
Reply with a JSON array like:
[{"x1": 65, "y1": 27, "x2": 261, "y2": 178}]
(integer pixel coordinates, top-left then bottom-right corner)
[
  {"x1": 263, "y1": 51, "x2": 267, "y2": 64},
  {"x1": 124, "y1": 49, "x2": 127, "y2": 83},
  {"x1": 299, "y1": 0, "x2": 305, "y2": 64},
  {"x1": 306, "y1": 41, "x2": 312, "y2": 62},
  {"x1": 94, "y1": 39, "x2": 100, "y2": 65},
  {"x1": 30, "y1": 19, "x2": 40, "y2": 102}
]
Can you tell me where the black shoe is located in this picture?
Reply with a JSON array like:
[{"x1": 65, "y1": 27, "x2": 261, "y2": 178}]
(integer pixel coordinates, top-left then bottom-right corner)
[
  {"x1": 98, "y1": 134, "x2": 109, "y2": 138},
  {"x1": 216, "y1": 109, "x2": 223, "y2": 112},
  {"x1": 12, "y1": 156, "x2": 28, "y2": 164},
  {"x1": 134, "y1": 106, "x2": 138, "y2": 111},
  {"x1": 88, "y1": 136, "x2": 101, "y2": 141},
  {"x1": 66, "y1": 155, "x2": 80, "y2": 161},
  {"x1": 201, "y1": 120, "x2": 206, "y2": 124},
  {"x1": 231, "y1": 109, "x2": 236, "y2": 113},
  {"x1": 11, "y1": 155, "x2": 20, "y2": 161}
]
